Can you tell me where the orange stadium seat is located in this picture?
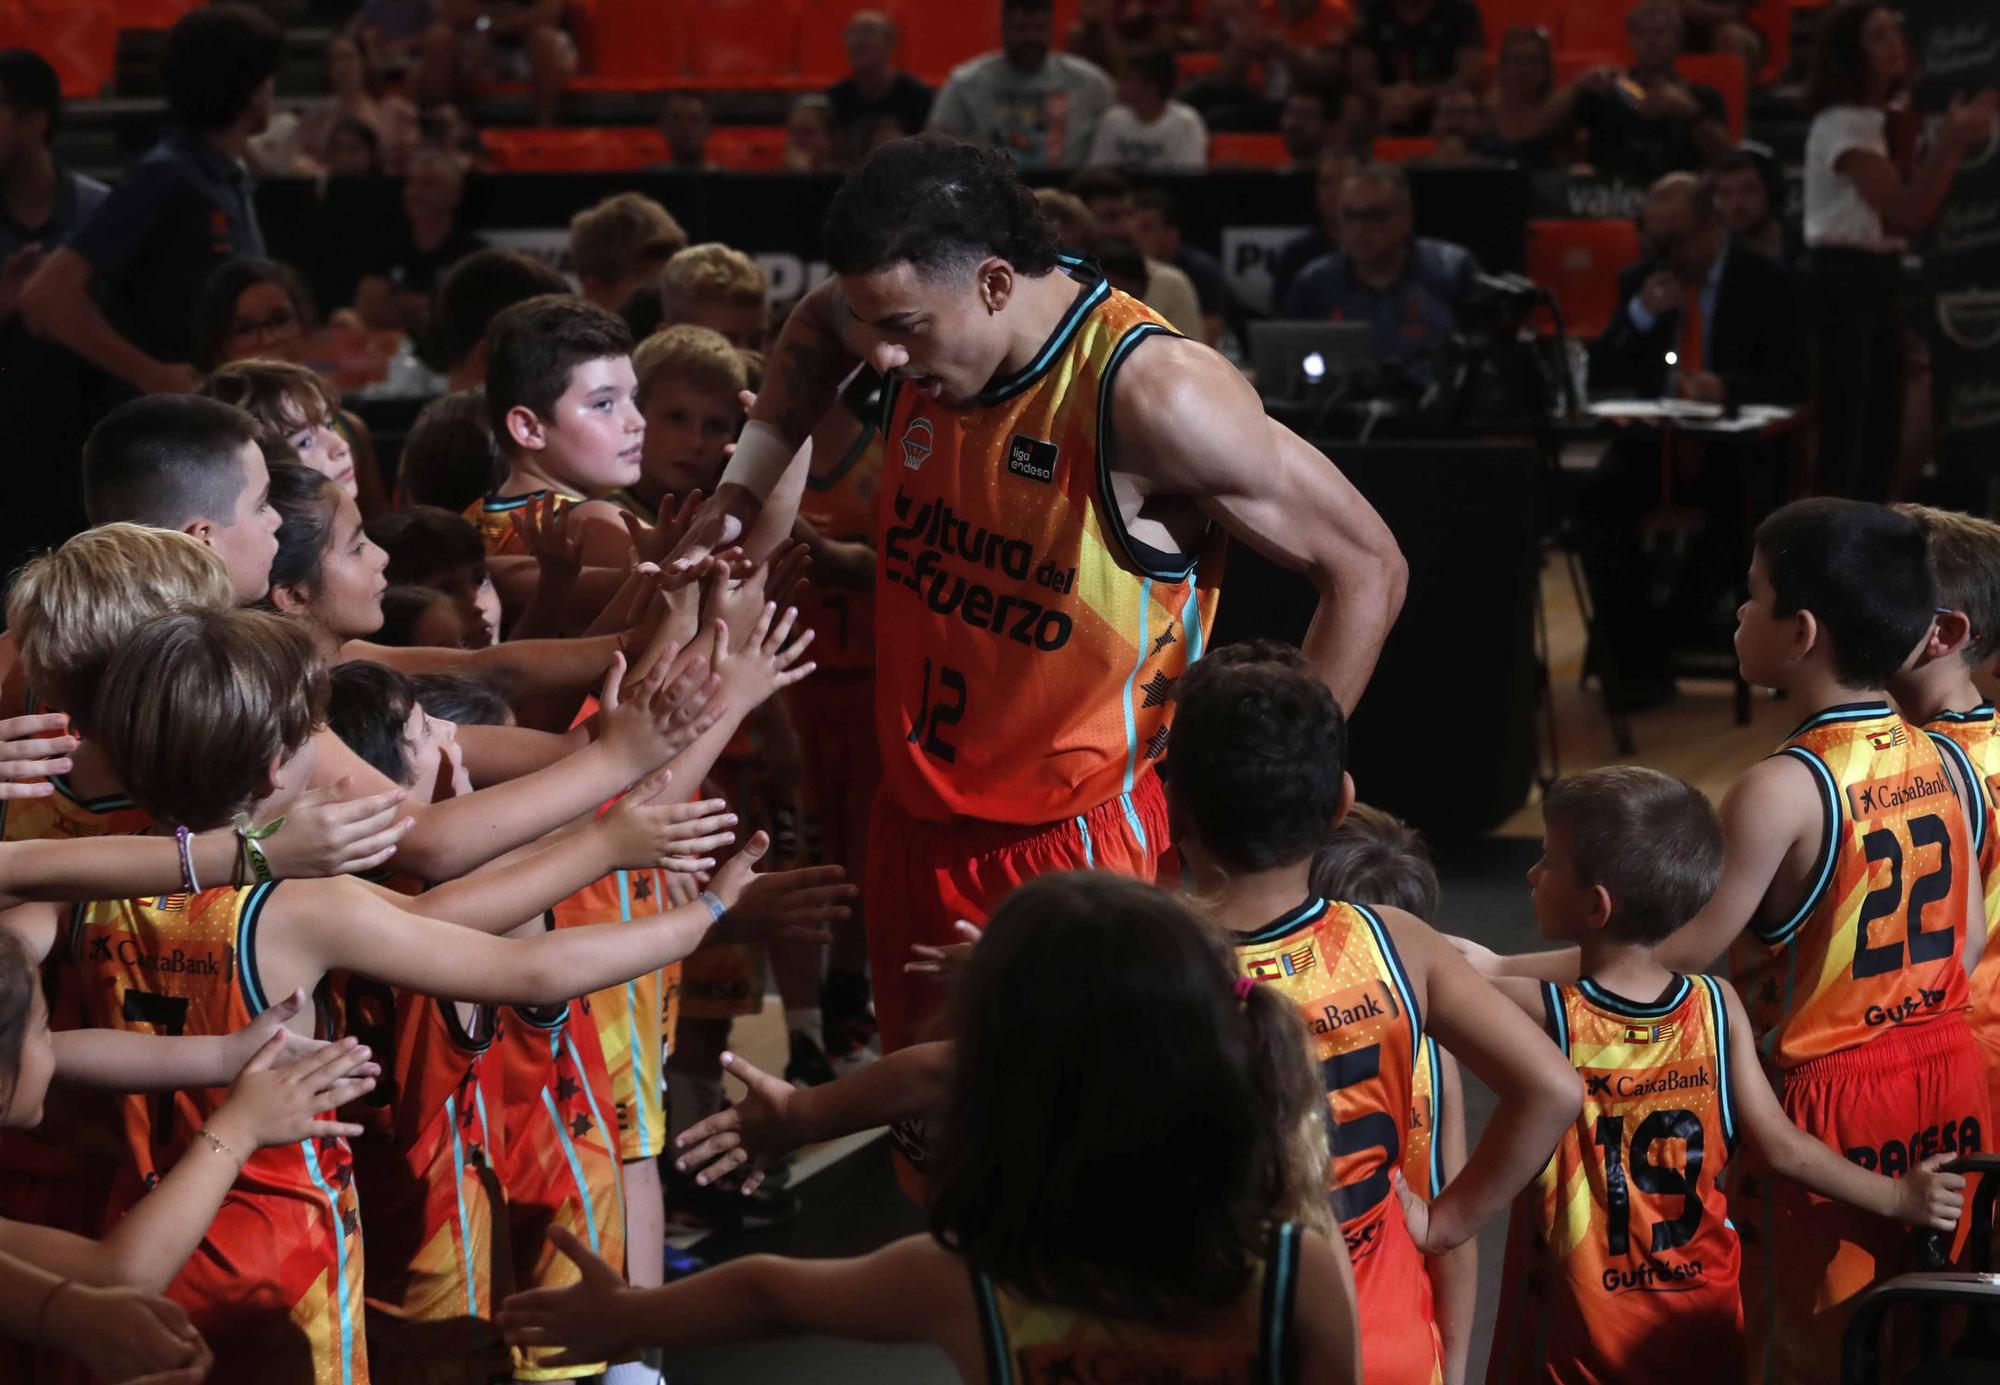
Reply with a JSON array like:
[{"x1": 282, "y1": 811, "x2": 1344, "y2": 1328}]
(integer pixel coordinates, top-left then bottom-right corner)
[
  {"x1": 1207, "y1": 131, "x2": 1289, "y2": 167},
  {"x1": 1372, "y1": 135, "x2": 1437, "y2": 161},
  {"x1": 705, "y1": 125, "x2": 790, "y2": 170},
  {"x1": 797, "y1": 0, "x2": 859, "y2": 84},
  {"x1": 569, "y1": 0, "x2": 676, "y2": 85},
  {"x1": 1750, "y1": 0, "x2": 1789, "y2": 81},
  {"x1": 1678, "y1": 52, "x2": 1745, "y2": 139},
  {"x1": 1525, "y1": 217, "x2": 1641, "y2": 339},
  {"x1": 679, "y1": 0, "x2": 801, "y2": 84},
  {"x1": 482, "y1": 126, "x2": 666, "y2": 172},
  {"x1": 13, "y1": 2, "x2": 115, "y2": 98},
  {"x1": 893, "y1": 0, "x2": 997, "y2": 84}
]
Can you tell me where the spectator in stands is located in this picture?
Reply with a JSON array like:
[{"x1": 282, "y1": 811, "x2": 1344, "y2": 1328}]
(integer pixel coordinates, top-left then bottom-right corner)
[
  {"x1": 1279, "y1": 161, "x2": 1478, "y2": 372},
  {"x1": 1673, "y1": 0, "x2": 1764, "y2": 76},
  {"x1": 351, "y1": 146, "x2": 482, "y2": 337},
  {"x1": 929, "y1": 0, "x2": 1115, "y2": 169},
  {"x1": 1574, "y1": 0, "x2": 1731, "y2": 186},
  {"x1": 435, "y1": 246, "x2": 567, "y2": 389},
  {"x1": 1093, "y1": 232, "x2": 1153, "y2": 301},
  {"x1": 657, "y1": 91, "x2": 714, "y2": 171},
  {"x1": 20, "y1": 3, "x2": 283, "y2": 395},
  {"x1": 659, "y1": 243, "x2": 769, "y2": 351},
  {"x1": 784, "y1": 95, "x2": 841, "y2": 173},
  {"x1": 827, "y1": 11, "x2": 935, "y2": 161},
  {"x1": 1269, "y1": 146, "x2": 1357, "y2": 305},
  {"x1": 1063, "y1": 0, "x2": 1203, "y2": 72},
  {"x1": 1349, "y1": 0, "x2": 1485, "y2": 135},
  {"x1": 1085, "y1": 43, "x2": 1209, "y2": 171},
  {"x1": 190, "y1": 258, "x2": 319, "y2": 371},
  {"x1": 416, "y1": 0, "x2": 576, "y2": 128},
  {"x1": 1486, "y1": 25, "x2": 1597, "y2": 169},
  {"x1": 1712, "y1": 143, "x2": 1799, "y2": 265},
  {"x1": 568, "y1": 192, "x2": 687, "y2": 316},
  {"x1": 1425, "y1": 83, "x2": 1494, "y2": 163},
  {"x1": 1278, "y1": 88, "x2": 1336, "y2": 167},
  {"x1": 296, "y1": 35, "x2": 419, "y2": 178},
  {"x1": 354, "y1": 0, "x2": 437, "y2": 80},
  {"x1": 1066, "y1": 168, "x2": 1204, "y2": 337},
  {"x1": 1803, "y1": 2, "x2": 1998, "y2": 499},
  {"x1": 1034, "y1": 186, "x2": 1098, "y2": 248},
  {"x1": 0, "y1": 49, "x2": 105, "y2": 315},
  {"x1": 322, "y1": 118, "x2": 386, "y2": 177},
  {"x1": 1579, "y1": 172, "x2": 1804, "y2": 708},
  {"x1": 1129, "y1": 186, "x2": 1231, "y2": 344}
]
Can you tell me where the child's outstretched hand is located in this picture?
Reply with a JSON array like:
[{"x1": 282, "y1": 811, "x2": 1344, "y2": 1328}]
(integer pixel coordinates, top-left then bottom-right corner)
[
  {"x1": 600, "y1": 766, "x2": 738, "y2": 874},
  {"x1": 257, "y1": 779, "x2": 414, "y2": 878},
  {"x1": 672, "y1": 1050, "x2": 801, "y2": 1193},
  {"x1": 1895, "y1": 1153, "x2": 1967, "y2": 1232},
  {"x1": 510, "y1": 493, "x2": 586, "y2": 586},
  {"x1": 226, "y1": 988, "x2": 330, "y2": 1072},
  {"x1": 498, "y1": 1225, "x2": 641, "y2": 1365},
  {"x1": 0, "y1": 711, "x2": 77, "y2": 799},
  {"x1": 208, "y1": 1031, "x2": 379, "y2": 1154},
  {"x1": 625, "y1": 489, "x2": 707, "y2": 569},
  {"x1": 597, "y1": 649, "x2": 724, "y2": 773},
  {"x1": 905, "y1": 920, "x2": 983, "y2": 981},
  {"x1": 1444, "y1": 934, "x2": 1504, "y2": 977},
  {"x1": 710, "y1": 602, "x2": 817, "y2": 707},
  {"x1": 44, "y1": 1283, "x2": 212, "y2": 1384},
  {"x1": 705, "y1": 831, "x2": 854, "y2": 945}
]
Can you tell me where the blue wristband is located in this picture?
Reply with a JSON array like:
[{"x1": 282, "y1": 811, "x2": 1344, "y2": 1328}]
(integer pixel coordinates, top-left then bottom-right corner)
[{"x1": 698, "y1": 890, "x2": 725, "y2": 923}]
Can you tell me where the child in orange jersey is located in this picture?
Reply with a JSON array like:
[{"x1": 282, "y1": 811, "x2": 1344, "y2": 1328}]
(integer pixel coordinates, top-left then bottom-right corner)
[
  {"x1": 1463, "y1": 766, "x2": 1964, "y2": 1385},
  {"x1": 1311, "y1": 804, "x2": 1474, "y2": 1385},
  {"x1": 1889, "y1": 504, "x2": 2000, "y2": 1120},
  {"x1": 1471, "y1": 499, "x2": 1992, "y2": 1383},
  {"x1": 2, "y1": 608, "x2": 848, "y2": 1385},
  {"x1": 501, "y1": 872, "x2": 1362, "y2": 1384}
]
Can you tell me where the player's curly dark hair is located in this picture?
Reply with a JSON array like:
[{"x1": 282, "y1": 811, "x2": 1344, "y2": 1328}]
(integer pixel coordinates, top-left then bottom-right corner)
[
  {"x1": 928, "y1": 872, "x2": 1331, "y2": 1326},
  {"x1": 822, "y1": 134, "x2": 1060, "y2": 278}
]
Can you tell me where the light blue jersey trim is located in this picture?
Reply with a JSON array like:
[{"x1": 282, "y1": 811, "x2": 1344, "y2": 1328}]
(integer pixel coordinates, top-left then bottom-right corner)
[{"x1": 299, "y1": 1138, "x2": 357, "y2": 1384}]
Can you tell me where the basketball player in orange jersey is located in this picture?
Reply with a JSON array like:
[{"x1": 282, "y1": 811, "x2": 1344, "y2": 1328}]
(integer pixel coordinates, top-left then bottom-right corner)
[
  {"x1": 1469, "y1": 499, "x2": 1992, "y2": 1384},
  {"x1": 1467, "y1": 767, "x2": 1964, "y2": 1385},
  {"x1": 668, "y1": 134, "x2": 1406, "y2": 1060},
  {"x1": 1888, "y1": 505, "x2": 2000, "y2": 1120}
]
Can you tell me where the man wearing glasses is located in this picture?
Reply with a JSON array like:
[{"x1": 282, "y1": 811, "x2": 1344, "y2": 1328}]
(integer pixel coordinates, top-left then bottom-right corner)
[{"x1": 1277, "y1": 161, "x2": 1480, "y2": 371}]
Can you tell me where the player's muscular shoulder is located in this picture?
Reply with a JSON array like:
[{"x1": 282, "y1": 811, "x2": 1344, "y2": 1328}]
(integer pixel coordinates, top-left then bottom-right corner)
[{"x1": 1109, "y1": 334, "x2": 1263, "y2": 491}]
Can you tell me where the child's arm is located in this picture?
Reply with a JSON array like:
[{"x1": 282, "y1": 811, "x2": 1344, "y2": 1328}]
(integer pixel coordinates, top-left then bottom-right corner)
[
  {"x1": 506, "y1": 492, "x2": 586, "y2": 640},
  {"x1": 0, "y1": 785, "x2": 411, "y2": 909},
  {"x1": 1428, "y1": 1050, "x2": 1476, "y2": 1385},
  {"x1": 289, "y1": 833, "x2": 852, "y2": 1008},
  {"x1": 671, "y1": 1043, "x2": 956, "y2": 1192},
  {"x1": 1721, "y1": 982, "x2": 1964, "y2": 1230},
  {"x1": 0, "y1": 1252, "x2": 211, "y2": 1385},
  {"x1": 452, "y1": 723, "x2": 590, "y2": 785},
  {"x1": 51, "y1": 989, "x2": 335, "y2": 1091},
  {"x1": 0, "y1": 1035, "x2": 375, "y2": 1293},
  {"x1": 318, "y1": 649, "x2": 723, "y2": 883},
  {"x1": 499, "y1": 1228, "x2": 964, "y2": 1364},
  {"x1": 346, "y1": 634, "x2": 622, "y2": 702},
  {"x1": 1387, "y1": 910, "x2": 1583, "y2": 1253}
]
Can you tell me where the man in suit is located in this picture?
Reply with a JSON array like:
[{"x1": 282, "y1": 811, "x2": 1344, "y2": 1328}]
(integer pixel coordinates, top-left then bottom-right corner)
[{"x1": 1580, "y1": 170, "x2": 1805, "y2": 709}]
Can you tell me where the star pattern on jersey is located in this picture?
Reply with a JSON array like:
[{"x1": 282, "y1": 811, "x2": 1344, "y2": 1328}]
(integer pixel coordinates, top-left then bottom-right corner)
[
  {"x1": 1144, "y1": 725, "x2": 1171, "y2": 760},
  {"x1": 1152, "y1": 626, "x2": 1177, "y2": 655},
  {"x1": 631, "y1": 873, "x2": 655, "y2": 903},
  {"x1": 1758, "y1": 979, "x2": 1780, "y2": 1007},
  {"x1": 569, "y1": 1111, "x2": 594, "y2": 1141},
  {"x1": 555, "y1": 1074, "x2": 580, "y2": 1104},
  {"x1": 341, "y1": 1206, "x2": 362, "y2": 1239},
  {"x1": 1139, "y1": 672, "x2": 1175, "y2": 709}
]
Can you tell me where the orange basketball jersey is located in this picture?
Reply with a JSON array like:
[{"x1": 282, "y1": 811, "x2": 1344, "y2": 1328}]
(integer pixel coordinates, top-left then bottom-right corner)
[
  {"x1": 1490, "y1": 975, "x2": 1743, "y2": 1385},
  {"x1": 1405, "y1": 1034, "x2": 1445, "y2": 1199},
  {"x1": 464, "y1": 489, "x2": 581, "y2": 559},
  {"x1": 1925, "y1": 706, "x2": 2000, "y2": 1087},
  {"x1": 1233, "y1": 897, "x2": 1441, "y2": 1385},
  {"x1": 970, "y1": 1222, "x2": 1303, "y2": 1385},
  {"x1": 67, "y1": 883, "x2": 368, "y2": 1385},
  {"x1": 340, "y1": 976, "x2": 505, "y2": 1382},
  {"x1": 1731, "y1": 702, "x2": 1973, "y2": 1068},
  {"x1": 874, "y1": 260, "x2": 1222, "y2": 824},
  {"x1": 494, "y1": 997, "x2": 625, "y2": 1383},
  {"x1": 798, "y1": 406, "x2": 882, "y2": 675}
]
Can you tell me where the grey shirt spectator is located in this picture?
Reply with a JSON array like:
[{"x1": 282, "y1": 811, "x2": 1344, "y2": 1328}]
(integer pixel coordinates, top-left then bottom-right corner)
[
  {"x1": 929, "y1": 1, "x2": 1113, "y2": 168},
  {"x1": 1280, "y1": 237, "x2": 1478, "y2": 366}
]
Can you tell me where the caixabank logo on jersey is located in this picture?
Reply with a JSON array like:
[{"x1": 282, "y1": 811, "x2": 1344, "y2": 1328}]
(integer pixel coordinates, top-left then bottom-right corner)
[{"x1": 1847, "y1": 762, "x2": 1951, "y2": 820}]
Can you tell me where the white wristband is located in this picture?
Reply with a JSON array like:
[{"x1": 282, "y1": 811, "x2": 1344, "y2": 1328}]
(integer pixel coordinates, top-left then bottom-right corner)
[
  {"x1": 698, "y1": 890, "x2": 726, "y2": 923},
  {"x1": 718, "y1": 419, "x2": 795, "y2": 498}
]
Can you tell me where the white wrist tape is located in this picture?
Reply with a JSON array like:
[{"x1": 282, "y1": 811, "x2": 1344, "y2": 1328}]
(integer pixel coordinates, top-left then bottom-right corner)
[{"x1": 720, "y1": 419, "x2": 794, "y2": 497}]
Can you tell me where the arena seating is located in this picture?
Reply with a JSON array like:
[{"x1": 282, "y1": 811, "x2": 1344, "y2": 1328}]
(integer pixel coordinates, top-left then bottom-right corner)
[{"x1": 1523, "y1": 217, "x2": 1643, "y2": 339}]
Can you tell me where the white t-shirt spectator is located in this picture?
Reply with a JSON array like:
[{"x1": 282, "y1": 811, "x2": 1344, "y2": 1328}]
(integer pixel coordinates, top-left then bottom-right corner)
[
  {"x1": 1084, "y1": 100, "x2": 1209, "y2": 171},
  {"x1": 1805, "y1": 104, "x2": 1903, "y2": 252},
  {"x1": 928, "y1": 52, "x2": 1114, "y2": 169},
  {"x1": 1143, "y1": 258, "x2": 1204, "y2": 338}
]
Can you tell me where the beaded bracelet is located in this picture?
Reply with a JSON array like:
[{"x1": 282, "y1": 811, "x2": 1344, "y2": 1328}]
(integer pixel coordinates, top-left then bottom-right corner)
[{"x1": 174, "y1": 824, "x2": 201, "y2": 894}]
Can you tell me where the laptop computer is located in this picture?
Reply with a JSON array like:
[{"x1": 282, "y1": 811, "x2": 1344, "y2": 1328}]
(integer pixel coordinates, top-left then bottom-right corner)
[{"x1": 1247, "y1": 321, "x2": 1377, "y2": 403}]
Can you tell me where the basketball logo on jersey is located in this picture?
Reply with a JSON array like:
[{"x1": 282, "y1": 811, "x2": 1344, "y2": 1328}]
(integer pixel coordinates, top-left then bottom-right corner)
[
  {"x1": 1005, "y1": 434, "x2": 1059, "y2": 485},
  {"x1": 901, "y1": 417, "x2": 933, "y2": 471}
]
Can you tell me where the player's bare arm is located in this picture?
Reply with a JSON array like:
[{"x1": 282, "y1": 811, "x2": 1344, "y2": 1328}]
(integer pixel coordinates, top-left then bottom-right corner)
[
  {"x1": 1110, "y1": 336, "x2": 1406, "y2": 714},
  {"x1": 1932, "y1": 744, "x2": 1989, "y2": 977},
  {"x1": 1656, "y1": 755, "x2": 1821, "y2": 973}
]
